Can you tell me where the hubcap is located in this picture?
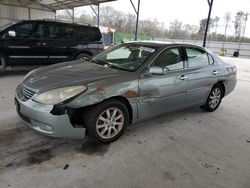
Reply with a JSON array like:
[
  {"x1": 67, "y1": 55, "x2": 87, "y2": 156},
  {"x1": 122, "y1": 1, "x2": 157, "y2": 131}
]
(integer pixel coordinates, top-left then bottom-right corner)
[
  {"x1": 96, "y1": 107, "x2": 124, "y2": 139},
  {"x1": 208, "y1": 88, "x2": 221, "y2": 109}
]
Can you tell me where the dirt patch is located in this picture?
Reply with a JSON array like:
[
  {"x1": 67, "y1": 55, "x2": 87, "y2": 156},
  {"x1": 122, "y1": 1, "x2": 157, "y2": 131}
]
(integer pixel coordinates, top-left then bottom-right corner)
[
  {"x1": 27, "y1": 148, "x2": 53, "y2": 165},
  {"x1": 75, "y1": 140, "x2": 110, "y2": 156},
  {"x1": 155, "y1": 117, "x2": 173, "y2": 124},
  {"x1": 162, "y1": 171, "x2": 175, "y2": 181},
  {"x1": 0, "y1": 124, "x2": 75, "y2": 169},
  {"x1": 0, "y1": 125, "x2": 28, "y2": 145},
  {"x1": 200, "y1": 161, "x2": 221, "y2": 174}
]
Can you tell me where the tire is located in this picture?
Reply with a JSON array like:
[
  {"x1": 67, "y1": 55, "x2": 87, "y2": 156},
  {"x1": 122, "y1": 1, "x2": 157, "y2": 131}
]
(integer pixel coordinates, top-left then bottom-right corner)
[
  {"x1": 75, "y1": 53, "x2": 90, "y2": 60},
  {"x1": 201, "y1": 84, "x2": 224, "y2": 112},
  {"x1": 0, "y1": 55, "x2": 6, "y2": 73},
  {"x1": 83, "y1": 99, "x2": 129, "y2": 144}
]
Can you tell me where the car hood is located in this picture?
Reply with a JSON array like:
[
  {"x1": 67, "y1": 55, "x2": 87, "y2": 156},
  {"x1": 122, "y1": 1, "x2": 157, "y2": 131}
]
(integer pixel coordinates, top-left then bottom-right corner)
[{"x1": 23, "y1": 60, "x2": 123, "y2": 92}]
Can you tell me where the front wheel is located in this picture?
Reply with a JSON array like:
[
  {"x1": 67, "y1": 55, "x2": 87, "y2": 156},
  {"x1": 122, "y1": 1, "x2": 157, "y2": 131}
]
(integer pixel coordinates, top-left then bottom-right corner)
[
  {"x1": 201, "y1": 84, "x2": 223, "y2": 112},
  {"x1": 84, "y1": 99, "x2": 129, "y2": 144}
]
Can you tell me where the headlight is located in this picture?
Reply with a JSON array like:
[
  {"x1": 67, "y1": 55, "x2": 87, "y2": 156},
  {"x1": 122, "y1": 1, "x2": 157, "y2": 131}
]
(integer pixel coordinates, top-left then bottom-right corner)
[
  {"x1": 33, "y1": 86, "x2": 87, "y2": 105},
  {"x1": 22, "y1": 69, "x2": 38, "y2": 82}
]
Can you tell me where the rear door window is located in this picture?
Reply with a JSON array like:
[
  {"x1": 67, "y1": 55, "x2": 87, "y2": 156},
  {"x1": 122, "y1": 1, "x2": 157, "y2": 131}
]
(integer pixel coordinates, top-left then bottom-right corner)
[
  {"x1": 78, "y1": 26, "x2": 101, "y2": 42},
  {"x1": 48, "y1": 23, "x2": 71, "y2": 40},
  {"x1": 69, "y1": 26, "x2": 79, "y2": 41},
  {"x1": 186, "y1": 48, "x2": 209, "y2": 68},
  {"x1": 33, "y1": 23, "x2": 46, "y2": 39},
  {"x1": 47, "y1": 22, "x2": 101, "y2": 42}
]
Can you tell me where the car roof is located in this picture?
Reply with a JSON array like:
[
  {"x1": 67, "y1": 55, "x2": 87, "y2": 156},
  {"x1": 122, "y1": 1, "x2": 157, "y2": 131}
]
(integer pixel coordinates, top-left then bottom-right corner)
[
  {"x1": 19, "y1": 19, "x2": 97, "y2": 28},
  {"x1": 126, "y1": 41, "x2": 206, "y2": 50}
]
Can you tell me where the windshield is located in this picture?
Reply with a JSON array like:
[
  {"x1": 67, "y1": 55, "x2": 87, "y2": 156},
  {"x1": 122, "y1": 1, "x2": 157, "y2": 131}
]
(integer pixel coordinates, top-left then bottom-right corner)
[
  {"x1": 91, "y1": 43, "x2": 156, "y2": 72},
  {"x1": 0, "y1": 22, "x2": 16, "y2": 32}
]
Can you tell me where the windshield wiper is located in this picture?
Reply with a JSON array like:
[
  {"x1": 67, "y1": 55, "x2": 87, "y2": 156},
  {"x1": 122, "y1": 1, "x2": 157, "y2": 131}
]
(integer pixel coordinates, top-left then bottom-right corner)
[{"x1": 106, "y1": 62, "x2": 116, "y2": 68}]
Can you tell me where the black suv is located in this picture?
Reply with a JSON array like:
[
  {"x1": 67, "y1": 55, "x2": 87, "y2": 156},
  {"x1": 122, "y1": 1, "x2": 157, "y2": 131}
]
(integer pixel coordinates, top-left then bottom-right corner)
[{"x1": 0, "y1": 19, "x2": 104, "y2": 72}]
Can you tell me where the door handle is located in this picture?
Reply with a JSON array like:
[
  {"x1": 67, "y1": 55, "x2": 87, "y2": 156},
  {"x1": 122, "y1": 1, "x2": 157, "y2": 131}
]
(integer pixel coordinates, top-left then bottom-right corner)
[
  {"x1": 212, "y1": 70, "x2": 218, "y2": 75},
  {"x1": 179, "y1": 75, "x2": 188, "y2": 80}
]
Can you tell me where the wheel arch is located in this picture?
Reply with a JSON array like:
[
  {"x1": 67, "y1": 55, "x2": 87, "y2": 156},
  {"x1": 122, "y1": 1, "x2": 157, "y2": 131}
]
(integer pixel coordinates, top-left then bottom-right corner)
[
  {"x1": 74, "y1": 51, "x2": 93, "y2": 60},
  {"x1": 214, "y1": 81, "x2": 225, "y2": 97},
  {"x1": 68, "y1": 95, "x2": 134, "y2": 128},
  {"x1": 105, "y1": 96, "x2": 133, "y2": 124}
]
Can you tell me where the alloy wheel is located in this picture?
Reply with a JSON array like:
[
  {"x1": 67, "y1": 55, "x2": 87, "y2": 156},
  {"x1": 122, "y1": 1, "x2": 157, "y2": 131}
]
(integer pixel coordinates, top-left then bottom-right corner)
[
  {"x1": 208, "y1": 88, "x2": 222, "y2": 109},
  {"x1": 96, "y1": 107, "x2": 124, "y2": 139}
]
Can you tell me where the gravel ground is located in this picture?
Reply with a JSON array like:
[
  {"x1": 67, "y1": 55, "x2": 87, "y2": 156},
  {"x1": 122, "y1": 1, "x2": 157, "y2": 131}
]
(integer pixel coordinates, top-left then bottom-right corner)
[{"x1": 0, "y1": 57, "x2": 250, "y2": 188}]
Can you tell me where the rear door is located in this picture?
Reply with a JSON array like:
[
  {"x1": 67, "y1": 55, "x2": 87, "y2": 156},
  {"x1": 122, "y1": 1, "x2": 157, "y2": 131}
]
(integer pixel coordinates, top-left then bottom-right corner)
[
  {"x1": 138, "y1": 47, "x2": 187, "y2": 119},
  {"x1": 46, "y1": 22, "x2": 77, "y2": 64},
  {"x1": 5, "y1": 21, "x2": 48, "y2": 65},
  {"x1": 184, "y1": 47, "x2": 215, "y2": 106}
]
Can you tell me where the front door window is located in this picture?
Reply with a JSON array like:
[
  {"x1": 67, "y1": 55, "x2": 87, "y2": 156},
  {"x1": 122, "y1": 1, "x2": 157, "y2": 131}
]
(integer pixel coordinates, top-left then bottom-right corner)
[{"x1": 152, "y1": 48, "x2": 183, "y2": 71}]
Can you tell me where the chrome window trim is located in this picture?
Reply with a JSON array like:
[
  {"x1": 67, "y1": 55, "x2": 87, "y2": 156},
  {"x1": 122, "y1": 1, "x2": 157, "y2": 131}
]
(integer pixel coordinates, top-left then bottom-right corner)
[
  {"x1": 8, "y1": 46, "x2": 30, "y2": 49},
  {"x1": 9, "y1": 56, "x2": 48, "y2": 58},
  {"x1": 49, "y1": 56, "x2": 68, "y2": 58}
]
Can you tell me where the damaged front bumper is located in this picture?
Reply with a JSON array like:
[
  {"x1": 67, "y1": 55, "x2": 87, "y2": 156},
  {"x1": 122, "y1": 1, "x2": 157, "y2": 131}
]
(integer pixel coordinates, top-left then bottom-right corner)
[{"x1": 15, "y1": 95, "x2": 85, "y2": 139}]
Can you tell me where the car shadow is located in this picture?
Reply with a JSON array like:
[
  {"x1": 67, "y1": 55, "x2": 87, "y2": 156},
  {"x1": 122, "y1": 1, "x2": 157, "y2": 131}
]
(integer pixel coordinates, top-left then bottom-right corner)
[
  {"x1": 0, "y1": 120, "x2": 111, "y2": 170},
  {"x1": 0, "y1": 106, "x2": 204, "y2": 170}
]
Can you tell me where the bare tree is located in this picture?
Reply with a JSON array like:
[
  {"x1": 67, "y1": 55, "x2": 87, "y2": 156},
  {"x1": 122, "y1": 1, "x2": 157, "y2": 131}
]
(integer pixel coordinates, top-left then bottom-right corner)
[
  {"x1": 214, "y1": 16, "x2": 219, "y2": 34},
  {"x1": 183, "y1": 24, "x2": 199, "y2": 39},
  {"x1": 158, "y1": 22, "x2": 166, "y2": 39},
  {"x1": 169, "y1": 19, "x2": 183, "y2": 38},
  {"x1": 124, "y1": 13, "x2": 136, "y2": 33},
  {"x1": 112, "y1": 12, "x2": 126, "y2": 32},
  {"x1": 56, "y1": 6, "x2": 250, "y2": 42},
  {"x1": 241, "y1": 13, "x2": 249, "y2": 41},
  {"x1": 100, "y1": 6, "x2": 117, "y2": 27},
  {"x1": 224, "y1": 12, "x2": 231, "y2": 39},
  {"x1": 234, "y1": 11, "x2": 245, "y2": 41}
]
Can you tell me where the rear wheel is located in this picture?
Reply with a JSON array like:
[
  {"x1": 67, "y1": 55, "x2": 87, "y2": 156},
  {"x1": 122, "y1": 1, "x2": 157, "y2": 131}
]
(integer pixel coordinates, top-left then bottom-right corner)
[
  {"x1": 83, "y1": 99, "x2": 129, "y2": 144},
  {"x1": 201, "y1": 84, "x2": 223, "y2": 112},
  {"x1": 75, "y1": 53, "x2": 90, "y2": 60}
]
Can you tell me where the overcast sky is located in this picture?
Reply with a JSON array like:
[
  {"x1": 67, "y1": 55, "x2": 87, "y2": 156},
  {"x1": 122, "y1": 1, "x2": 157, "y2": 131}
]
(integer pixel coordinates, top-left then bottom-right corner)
[{"x1": 76, "y1": 0, "x2": 250, "y2": 37}]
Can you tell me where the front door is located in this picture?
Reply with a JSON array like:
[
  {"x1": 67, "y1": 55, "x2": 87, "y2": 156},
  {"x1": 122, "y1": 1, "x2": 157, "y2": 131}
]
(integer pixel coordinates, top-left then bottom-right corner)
[
  {"x1": 5, "y1": 21, "x2": 48, "y2": 66},
  {"x1": 138, "y1": 47, "x2": 187, "y2": 120}
]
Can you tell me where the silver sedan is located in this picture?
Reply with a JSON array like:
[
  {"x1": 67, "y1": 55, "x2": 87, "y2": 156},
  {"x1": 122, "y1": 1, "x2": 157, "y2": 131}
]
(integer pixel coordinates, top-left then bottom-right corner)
[{"x1": 15, "y1": 42, "x2": 237, "y2": 143}]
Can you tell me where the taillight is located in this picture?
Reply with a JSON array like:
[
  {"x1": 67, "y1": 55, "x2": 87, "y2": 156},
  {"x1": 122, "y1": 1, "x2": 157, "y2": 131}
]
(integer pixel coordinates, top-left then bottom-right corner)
[
  {"x1": 232, "y1": 66, "x2": 237, "y2": 73},
  {"x1": 227, "y1": 66, "x2": 237, "y2": 73}
]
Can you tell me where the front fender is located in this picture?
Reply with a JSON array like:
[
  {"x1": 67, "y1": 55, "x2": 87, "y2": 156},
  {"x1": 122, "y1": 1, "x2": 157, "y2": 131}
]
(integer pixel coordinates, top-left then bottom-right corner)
[{"x1": 67, "y1": 79, "x2": 140, "y2": 107}]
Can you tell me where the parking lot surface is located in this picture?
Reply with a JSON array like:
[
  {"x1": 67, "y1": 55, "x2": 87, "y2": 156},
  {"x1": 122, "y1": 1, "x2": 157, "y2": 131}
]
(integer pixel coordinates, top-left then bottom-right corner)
[{"x1": 0, "y1": 57, "x2": 250, "y2": 188}]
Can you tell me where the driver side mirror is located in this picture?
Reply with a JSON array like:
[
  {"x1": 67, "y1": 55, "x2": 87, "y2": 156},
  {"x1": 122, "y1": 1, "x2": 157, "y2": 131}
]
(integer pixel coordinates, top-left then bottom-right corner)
[
  {"x1": 8, "y1": 30, "x2": 16, "y2": 37},
  {"x1": 148, "y1": 66, "x2": 167, "y2": 75}
]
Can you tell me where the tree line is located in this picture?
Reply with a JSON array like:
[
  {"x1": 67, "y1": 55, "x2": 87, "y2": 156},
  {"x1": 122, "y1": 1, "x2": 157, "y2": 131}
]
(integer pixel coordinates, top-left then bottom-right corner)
[{"x1": 57, "y1": 7, "x2": 250, "y2": 43}]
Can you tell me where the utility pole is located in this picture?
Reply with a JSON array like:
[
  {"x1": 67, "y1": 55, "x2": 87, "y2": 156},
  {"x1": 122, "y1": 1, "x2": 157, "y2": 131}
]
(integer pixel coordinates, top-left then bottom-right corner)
[
  {"x1": 203, "y1": 0, "x2": 214, "y2": 47},
  {"x1": 130, "y1": 0, "x2": 141, "y2": 40}
]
